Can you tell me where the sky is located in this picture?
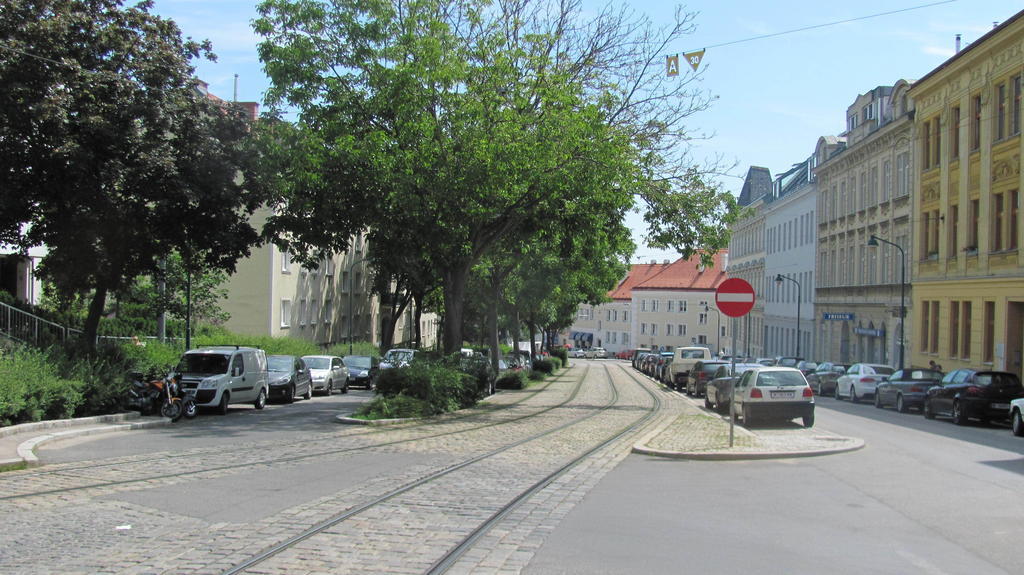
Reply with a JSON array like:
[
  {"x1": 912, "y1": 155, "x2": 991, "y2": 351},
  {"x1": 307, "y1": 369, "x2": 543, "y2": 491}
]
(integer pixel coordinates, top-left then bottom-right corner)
[{"x1": 150, "y1": 0, "x2": 1020, "y2": 263}]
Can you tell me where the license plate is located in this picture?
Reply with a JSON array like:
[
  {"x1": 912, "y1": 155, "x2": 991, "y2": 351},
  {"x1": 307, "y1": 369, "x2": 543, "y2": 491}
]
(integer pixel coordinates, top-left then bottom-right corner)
[
  {"x1": 991, "y1": 402, "x2": 1009, "y2": 410},
  {"x1": 770, "y1": 391, "x2": 795, "y2": 399}
]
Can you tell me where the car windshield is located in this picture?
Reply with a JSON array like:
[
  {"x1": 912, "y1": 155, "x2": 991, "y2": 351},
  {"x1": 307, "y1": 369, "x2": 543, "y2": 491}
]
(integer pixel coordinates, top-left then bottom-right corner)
[
  {"x1": 177, "y1": 353, "x2": 229, "y2": 375},
  {"x1": 304, "y1": 357, "x2": 332, "y2": 370},
  {"x1": 871, "y1": 366, "x2": 896, "y2": 375},
  {"x1": 776, "y1": 358, "x2": 800, "y2": 367},
  {"x1": 905, "y1": 370, "x2": 943, "y2": 380},
  {"x1": 756, "y1": 371, "x2": 806, "y2": 387},
  {"x1": 344, "y1": 356, "x2": 371, "y2": 369},
  {"x1": 680, "y1": 350, "x2": 705, "y2": 358},
  {"x1": 973, "y1": 373, "x2": 1022, "y2": 387},
  {"x1": 384, "y1": 350, "x2": 414, "y2": 362},
  {"x1": 267, "y1": 356, "x2": 293, "y2": 372}
]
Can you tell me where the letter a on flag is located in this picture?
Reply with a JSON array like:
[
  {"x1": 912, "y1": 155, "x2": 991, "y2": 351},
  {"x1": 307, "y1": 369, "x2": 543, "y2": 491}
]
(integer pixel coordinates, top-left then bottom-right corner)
[
  {"x1": 666, "y1": 54, "x2": 680, "y2": 77},
  {"x1": 685, "y1": 49, "x2": 705, "y2": 71}
]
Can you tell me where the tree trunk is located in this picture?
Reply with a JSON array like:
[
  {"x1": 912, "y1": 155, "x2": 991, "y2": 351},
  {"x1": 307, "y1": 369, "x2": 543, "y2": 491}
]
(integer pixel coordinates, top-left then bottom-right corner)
[
  {"x1": 412, "y1": 291, "x2": 423, "y2": 349},
  {"x1": 82, "y1": 282, "x2": 110, "y2": 352},
  {"x1": 442, "y1": 264, "x2": 471, "y2": 355},
  {"x1": 488, "y1": 275, "x2": 501, "y2": 387},
  {"x1": 381, "y1": 291, "x2": 412, "y2": 351}
]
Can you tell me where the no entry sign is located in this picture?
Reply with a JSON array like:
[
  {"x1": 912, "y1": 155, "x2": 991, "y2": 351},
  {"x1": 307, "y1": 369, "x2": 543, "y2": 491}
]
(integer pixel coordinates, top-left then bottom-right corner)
[{"x1": 715, "y1": 278, "x2": 755, "y2": 317}]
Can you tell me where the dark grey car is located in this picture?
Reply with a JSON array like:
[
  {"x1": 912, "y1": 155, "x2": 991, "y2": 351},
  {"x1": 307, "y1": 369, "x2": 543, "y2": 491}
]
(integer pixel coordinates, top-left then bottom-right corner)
[
  {"x1": 874, "y1": 368, "x2": 943, "y2": 413},
  {"x1": 806, "y1": 362, "x2": 849, "y2": 396},
  {"x1": 267, "y1": 355, "x2": 313, "y2": 403}
]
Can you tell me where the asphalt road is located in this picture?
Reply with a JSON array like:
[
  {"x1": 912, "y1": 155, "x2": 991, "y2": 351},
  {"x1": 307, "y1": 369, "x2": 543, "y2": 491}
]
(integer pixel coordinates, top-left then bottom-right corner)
[{"x1": 525, "y1": 393, "x2": 1024, "y2": 575}]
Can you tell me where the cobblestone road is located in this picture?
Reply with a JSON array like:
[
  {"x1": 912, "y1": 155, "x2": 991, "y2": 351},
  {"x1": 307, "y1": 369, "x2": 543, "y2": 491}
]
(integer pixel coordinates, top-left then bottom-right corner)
[{"x1": 0, "y1": 362, "x2": 687, "y2": 575}]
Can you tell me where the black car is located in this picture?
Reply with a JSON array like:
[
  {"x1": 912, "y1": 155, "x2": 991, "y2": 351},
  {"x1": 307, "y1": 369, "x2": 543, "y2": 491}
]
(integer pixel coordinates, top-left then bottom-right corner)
[
  {"x1": 343, "y1": 355, "x2": 380, "y2": 389},
  {"x1": 874, "y1": 368, "x2": 943, "y2": 413},
  {"x1": 686, "y1": 360, "x2": 730, "y2": 397},
  {"x1": 806, "y1": 362, "x2": 849, "y2": 396},
  {"x1": 923, "y1": 369, "x2": 1024, "y2": 425},
  {"x1": 266, "y1": 355, "x2": 313, "y2": 403}
]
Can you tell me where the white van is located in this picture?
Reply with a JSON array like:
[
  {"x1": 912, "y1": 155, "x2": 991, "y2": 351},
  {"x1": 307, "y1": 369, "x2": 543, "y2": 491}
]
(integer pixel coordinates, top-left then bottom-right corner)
[{"x1": 175, "y1": 346, "x2": 269, "y2": 414}]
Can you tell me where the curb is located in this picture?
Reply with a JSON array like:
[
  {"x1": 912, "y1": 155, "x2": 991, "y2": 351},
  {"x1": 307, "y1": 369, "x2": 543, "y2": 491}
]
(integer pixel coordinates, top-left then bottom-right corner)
[
  {"x1": 631, "y1": 437, "x2": 866, "y2": 461},
  {"x1": 8, "y1": 418, "x2": 173, "y2": 468},
  {"x1": 0, "y1": 412, "x2": 144, "y2": 439},
  {"x1": 335, "y1": 414, "x2": 415, "y2": 426}
]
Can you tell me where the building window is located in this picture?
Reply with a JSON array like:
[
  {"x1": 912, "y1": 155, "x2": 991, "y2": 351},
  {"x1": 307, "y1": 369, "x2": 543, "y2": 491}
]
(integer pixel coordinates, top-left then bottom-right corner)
[
  {"x1": 950, "y1": 105, "x2": 961, "y2": 160},
  {"x1": 679, "y1": 324, "x2": 686, "y2": 335},
  {"x1": 641, "y1": 299, "x2": 647, "y2": 312},
  {"x1": 623, "y1": 333, "x2": 630, "y2": 345},
  {"x1": 948, "y1": 204, "x2": 959, "y2": 255},
  {"x1": 896, "y1": 152, "x2": 909, "y2": 197},
  {"x1": 983, "y1": 301, "x2": 995, "y2": 363},
  {"x1": 640, "y1": 323, "x2": 646, "y2": 335},
  {"x1": 922, "y1": 119, "x2": 932, "y2": 170},
  {"x1": 667, "y1": 324, "x2": 673, "y2": 336},
  {"x1": 1010, "y1": 190, "x2": 1019, "y2": 251},
  {"x1": 1012, "y1": 75, "x2": 1022, "y2": 136},
  {"x1": 970, "y1": 93, "x2": 981, "y2": 151},
  {"x1": 996, "y1": 81, "x2": 1007, "y2": 141},
  {"x1": 623, "y1": 311, "x2": 629, "y2": 322},
  {"x1": 699, "y1": 313, "x2": 708, "y2": 325},
  {"x1": 299, "y1": 299, "x2": 307, "y2": 326},
  {"x1": 681, "y1": 300, "x2": 687, "y2": 312},
  {"x1": 968, "y1": 199, "x2": 979, "y2": 252},
  {"x1": 930, "y1": 301, "x2": 940, "y2": 354},
  {"x1": 651, "y1": 324, "x2": 658, "y2": 336},
  {"x1": 960, "y1": 301, "x2": 972, "y2": 359},
  {"x1": 950, "y1": 301, "x2": 960, "y2": 358},
  {"x1": 652, "y1": 299, "x2": 659, "y2": 312},
  {"x1": 324, "y1": 299, "x2": 333, "y2": 323},
  {"x1": 993, "y1": 193, "x2": 1005, "y2": 251},
  {"x1": 281, "y1": 250, "x2": 292, "y2": 273},
  {"x1": 921, "y1": 300, "x2": 931, "y2": 352},
  {"x1": 281, "y1": 299, "x2": 292, "y2": 328}
]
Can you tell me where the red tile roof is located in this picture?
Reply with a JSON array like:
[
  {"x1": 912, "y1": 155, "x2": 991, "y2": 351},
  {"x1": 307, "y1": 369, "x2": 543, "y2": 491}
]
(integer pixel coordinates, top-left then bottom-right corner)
[{"x1": 610, "y1": 251, "x2": 729, "y2": 299}]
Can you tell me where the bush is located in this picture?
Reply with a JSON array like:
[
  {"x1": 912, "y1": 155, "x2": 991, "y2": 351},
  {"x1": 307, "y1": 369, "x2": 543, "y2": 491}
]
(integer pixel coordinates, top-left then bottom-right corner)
[
  {"x1": 528, "y1": 370, "x2": 545, "y2": 381},
  {"x1": 549, "y1": 347, "x2": 568, "y2": 365},
  {"x1": 326, "y1": 340, "x2": 380, "y2": 358},
  {"x1": 532, "y1": 358, "x2": 555, "y2": 374},
  {"x1": 495, "y1": 371, "x2": 526, "y2": 390},
  {"x1": 192, "y1": 326, "x2": 320, "y2": 356},
  {"x1": 0, "y1": 346, "x2": 85, "y2": 426},
  {"x1": 353, "y1": 394, "x2": 433, "y2": 419},
  {"x1": 372, "y1": 362, "x2": 478, "y2": 416},
  {"x1": 547, "y1": 356, "x2": 563, "y2": 370}
]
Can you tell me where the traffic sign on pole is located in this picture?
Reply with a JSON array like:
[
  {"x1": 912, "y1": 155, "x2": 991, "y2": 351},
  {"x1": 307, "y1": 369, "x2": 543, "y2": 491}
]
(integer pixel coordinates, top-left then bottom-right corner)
[{"x1": 715, "y1": 278, "x2": 755, "y2": 318}]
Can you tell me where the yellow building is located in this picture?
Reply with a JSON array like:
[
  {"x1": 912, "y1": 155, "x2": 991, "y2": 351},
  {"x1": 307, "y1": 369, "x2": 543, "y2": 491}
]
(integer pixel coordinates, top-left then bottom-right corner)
[{"x1": 908, "y1": 11, "x2": 1024, "y2": 378}]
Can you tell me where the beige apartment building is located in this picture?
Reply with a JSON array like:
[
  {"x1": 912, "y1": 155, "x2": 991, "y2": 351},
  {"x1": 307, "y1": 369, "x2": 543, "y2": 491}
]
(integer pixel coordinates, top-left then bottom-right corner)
[
  {"x1": 815, "y1": 82, "x2": 915, "y2": 367},
  {"x1": 909, "y1": 11, "x2": 1024, "y2": 378},
  {"x1": 727, "y1": 167, "x2": 771, "y2": 358}
]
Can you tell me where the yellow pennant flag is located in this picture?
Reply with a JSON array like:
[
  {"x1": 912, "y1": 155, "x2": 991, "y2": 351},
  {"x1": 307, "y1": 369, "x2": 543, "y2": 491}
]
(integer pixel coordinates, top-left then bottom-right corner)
[
  {"x1": 684, "y1": 49, "x2": 705, "y2": 71},
  {"x1": 666, "y1": 54, "x2": 680, "y2": 77}
]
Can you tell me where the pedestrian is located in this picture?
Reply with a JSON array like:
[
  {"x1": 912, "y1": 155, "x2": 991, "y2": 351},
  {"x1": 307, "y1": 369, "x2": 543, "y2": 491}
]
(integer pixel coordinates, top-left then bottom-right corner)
[{"x1": 929, "y1": 359, "x2": 942, "y2": 371}]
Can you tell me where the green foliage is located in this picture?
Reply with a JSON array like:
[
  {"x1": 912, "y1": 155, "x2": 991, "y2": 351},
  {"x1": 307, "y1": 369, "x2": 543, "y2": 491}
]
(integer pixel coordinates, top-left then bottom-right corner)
[
  {"x1": 547, "y1": 356, "x2": 563, "y2": 370},
  {"x1": 0, "y1": 346, "x2": 84, "y2": 426},
  {"x1": 325, "y1": 341, "x2": 380, "y2": 358},
  {"x1": 353, "y1": 394, "x2": 433, "y2": 420},
  {"x1": 372, "y1": 362, "x2": 478, "y2": 416},
  {"x1": 192, "y1": 326, "x2": 320, "y2": 356},
  {"x1": 528, "y1": 371, "x2": 545, "y2": 381},
  {"x1": 495, "y1": 371, "x2": 526, "y2": 390},
  {"x1": 549, "y1": 347, "x2": 568, "y2": 365},
  {"x1": 532, "y1": 358, "x2": 555, "y2": 374}
]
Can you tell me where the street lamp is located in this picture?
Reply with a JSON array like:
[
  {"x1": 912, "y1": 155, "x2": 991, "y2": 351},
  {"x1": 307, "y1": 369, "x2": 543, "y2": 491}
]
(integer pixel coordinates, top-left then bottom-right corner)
[
  {"x1": 774, "y1": 274, "x2": 801, "y2": 357},
  {"x1": 705, "y1": 304, "x2": 722, "y2": 357},
  {"x1": 347, "y1": 256, "x2": 367, "y2": 355},
  {"x1": 867, "y1": 234, "x2": 905, "y2": 369}
]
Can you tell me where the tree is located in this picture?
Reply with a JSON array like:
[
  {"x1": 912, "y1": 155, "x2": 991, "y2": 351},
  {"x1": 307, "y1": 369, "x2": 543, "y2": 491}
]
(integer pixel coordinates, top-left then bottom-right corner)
[
  {"x1": 0, "y1": 0, "x2": 268, "y2": 349},
  {"x1": 255, "y1": 0, "x2": 738, "y2": 354}
]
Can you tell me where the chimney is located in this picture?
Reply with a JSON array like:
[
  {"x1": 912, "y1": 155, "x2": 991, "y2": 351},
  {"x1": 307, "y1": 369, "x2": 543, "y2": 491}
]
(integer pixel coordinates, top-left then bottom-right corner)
[
  {"x1": 955, "y1": 34, "x2": 961, "y2": 53},
  {"x1": 663, "y1": 259, "x2": 670, "y2": 265},
  {"x1": 649, "y1": 260, "x2": 656, "y2": 265}
]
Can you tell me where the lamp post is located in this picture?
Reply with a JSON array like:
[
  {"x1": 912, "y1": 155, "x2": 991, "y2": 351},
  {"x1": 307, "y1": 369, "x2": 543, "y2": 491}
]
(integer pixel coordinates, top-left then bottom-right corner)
[
  {"x1": 867, "y1": 234, "x2": 905, "y2": 369},
  {"x1": 705, "y1": 304, "x2": 722, "y2": 357},
  {"x1": 774, "y1": 274, "x2": 801, "y2": 357},
  {"x1": 347, "y1": 256, "x2": 367, "y2": 355}
]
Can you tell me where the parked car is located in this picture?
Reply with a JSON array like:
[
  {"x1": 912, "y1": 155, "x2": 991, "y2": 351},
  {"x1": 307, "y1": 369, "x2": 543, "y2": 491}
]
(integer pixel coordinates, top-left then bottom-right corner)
[
  {"x1": 267, "y1": 355, "x2": 313, "y2": 403},
  {"x1": 656, "y1": 356, "x2": 674, "y2": 384},
  {"x1": 806, "y1": 362, "x2": 849, "y2": 396},
  {"x1": 1011, "y1": 398, "x2": 1024, "y2": 437},
  {"x1": 705, "y1": 363, "x2": 763, "y2": 413},
  {"x1": 655, "y1": 352, "x2": 674, "y2": 380},
  {"x1": 668, "y1": 346, "x2": 713, "y2": 389},
  {"x1": 686, "y1": 360, "x2": 730, "y2": 397},
  {"x1": 755, "y1": 357, "x2": 776, "y2": 367},
  {"x1": 774, "y1": 356, "x2": 804, "y2": 369},
  {"x1": 302, "y1": 355, "x2": 349, "y2": 395},
  {"x1": 874, "y1": 368, "x2": 944, "y2": 413},
  {"x1": 381, "y1": 348, "x2": 417, "y2": 371},
  {"x1": 834, "y1": 363, "x2": 895, "y2": 402},
  {"x1": 731, "y1": 366, "x2": 815, "y2": 427},
  {"x1": 590, "y1": 347, "x2": 607, "y2": 359},
  {"x1": 631, "y1": 347, "x2": 652, "y2": 369},
  {"x1": 343, "y1": 355, "x2": 380, "y2": 389},
  {"x1": 795, "y1": 360, "x2": 818, "y2": 376},
  {"x1": 615, "y1": 349, "x2": 633, "y2": 360},
  {"x1": 923, "y1": 369, "x2": 1023, "y2": 425},
  {"x1": 174, "y1": 346, "x2": 269, "y2": 415}
]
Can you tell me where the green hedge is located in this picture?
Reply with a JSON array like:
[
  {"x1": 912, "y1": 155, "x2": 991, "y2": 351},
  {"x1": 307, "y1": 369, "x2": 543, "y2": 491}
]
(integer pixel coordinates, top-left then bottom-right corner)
[
  {"x1": 372, "y1": 361, "x2": 478, "y2": 416},
  {"x1": 532, "y1": 358, "x2": 555, "y2": 374},
  {"x1": 0, "y1": 346, "x2": 85, "y2": 426},
  {"x1": 495, "y1": 371, "x2": 526, "y2": 390},
  {"x1": 548, "y1": 347, "x2": 568, "y2": 365}
]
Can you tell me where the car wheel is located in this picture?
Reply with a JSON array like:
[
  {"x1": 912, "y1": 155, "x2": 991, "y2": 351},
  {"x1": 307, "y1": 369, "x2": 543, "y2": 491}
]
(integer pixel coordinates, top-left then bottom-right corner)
[
  {"x1": 834, "y1": 385, "x2": 842, "y2": 401},
  {"x1": 718, "y1": 400, "x2": 729, "y2": 415},
  {"x1": 183, "y1": 398, "x2": 198, "y2": 419},
  {"x1": 285, "y1": 384, "x2": 295, "y2": 404},
  {"x1": 303, "y1": 383, "x2": 312, "y2": 400},
  {"x1": 952, "y1": 400, "x2": 967, "y2": 425},
  {"x1": 1012, "y1": 409, "x2": 1024, "y2": 437},
  {"x1": 324, "y1": 380, "x2": 333, "y2": 397},
  {"x1": 217, "y1": 392, "x2": 229, "y2": 416},
  {"x1": 742, "y1": 404, "x2": 755, "y2": 427},
  {"x1": 342, "y1": 379, "x2": 348, "y2": 394},
  {"x1": 803, "y1": 413, "x2": 815, "y2": 428},
  {"x1": 874, "y1": 393, "x2": 882, "y2": 408},
  {"x1": 704, "y1": 397, "x2": 713, "y2": 409},
  {"x1": 254, "y1": 388, "x2": 267, "y2": 410},
  {"x1": 923, "y1": 398, "x2": 935, "y2": 419},
  {"x1": 896, "y1": 394, "x2": 907, "y2": 414},
  {"x1": 850, "y1": 386, "x2": 859, "y2": 404}
]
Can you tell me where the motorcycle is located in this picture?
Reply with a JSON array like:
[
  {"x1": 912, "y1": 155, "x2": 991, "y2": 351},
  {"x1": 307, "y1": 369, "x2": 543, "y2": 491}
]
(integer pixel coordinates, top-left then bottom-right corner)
[{"x1": 126, "y1": 371, "x2": 196, "y2": 422}]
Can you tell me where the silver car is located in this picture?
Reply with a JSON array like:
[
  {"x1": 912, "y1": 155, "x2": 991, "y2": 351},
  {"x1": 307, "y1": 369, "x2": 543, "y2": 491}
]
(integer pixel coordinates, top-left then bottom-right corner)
[
  {"x1": 731, "y1": 366, "x2": 815, "y2": 428},
  {"x1": 301, "y1": 355, "x2": 349, "y2": 395}
]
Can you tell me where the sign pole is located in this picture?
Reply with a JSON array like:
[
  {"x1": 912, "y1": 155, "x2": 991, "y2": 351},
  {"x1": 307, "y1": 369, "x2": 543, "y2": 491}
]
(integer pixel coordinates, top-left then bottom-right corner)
[
  {"x1": 730, "y1": 317, "x2": 737, "y2": 447},
  {"x1": 715, "y1": 277, "x2": 755, "y2": 450}
]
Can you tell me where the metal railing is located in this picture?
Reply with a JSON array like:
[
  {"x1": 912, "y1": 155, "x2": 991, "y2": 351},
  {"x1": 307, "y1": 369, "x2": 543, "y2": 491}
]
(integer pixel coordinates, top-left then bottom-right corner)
[{"x1": 0, "y1": 300, "x2": 73, "y2": 347}]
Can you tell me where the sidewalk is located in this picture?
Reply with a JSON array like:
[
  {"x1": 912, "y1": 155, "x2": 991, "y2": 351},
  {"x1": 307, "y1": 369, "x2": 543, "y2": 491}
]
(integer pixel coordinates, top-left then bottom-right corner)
[
  {"x1": 633, "y1": 398, "x2": 864, "y2": 460},
  {"x1": 0, "y1": 413, "x2": 171, "y2": 469}
]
